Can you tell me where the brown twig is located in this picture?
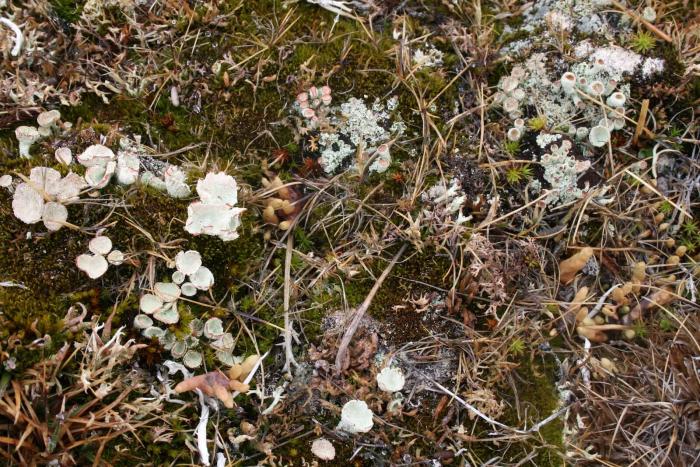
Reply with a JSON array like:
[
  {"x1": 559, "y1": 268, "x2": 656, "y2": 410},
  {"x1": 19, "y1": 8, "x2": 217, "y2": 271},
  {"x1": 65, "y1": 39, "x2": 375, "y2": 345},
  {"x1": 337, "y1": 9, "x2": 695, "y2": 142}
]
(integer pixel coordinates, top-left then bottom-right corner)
[
  {"x1": 609, "y1": 0, "x2": 672, "y2": 42},
  {"x1": 632, "y1": 98, "x2": 650, "y2": 146}
]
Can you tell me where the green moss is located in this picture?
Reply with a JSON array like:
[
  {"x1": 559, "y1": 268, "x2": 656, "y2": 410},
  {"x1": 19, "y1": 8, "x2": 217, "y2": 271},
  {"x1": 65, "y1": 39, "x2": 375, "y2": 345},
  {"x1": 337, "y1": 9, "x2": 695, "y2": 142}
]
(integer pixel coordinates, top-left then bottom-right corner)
[
  {"x1": 302, "y1": 286, "x2": 336, "y2": 339},
  {"x1": 0, "y1": 289, "x2": 68, "y2": 372},
  {"x1": 49, "y1": 0, "x2": 85, "y2": 24},
  {"x1": 104, "y1": 293, "x2": 138, "y2": 329},
  {"x1": 630, "y1": 31, "x2": 656, "y2": 54},
  {"x1": 64, "y1": 94, "x2": 210, "y2": 155},
  {"x1": 497, "y1": 355, "x2": 565, "y2": 466},
  {"x1": 186, "y1": 216, "x2": 264, "y2": 293},
  {"x1": 0, "y1": 196, "x2": 86, "y2": 363},
  {"x1": 0, "y1": 174, "x2": 190, "y2": 369},
  {"x1": 318, "y1": 247, "x2": 457, "y2": 345},
  {"x1": 528, "y1": 116, "x2": 547, "y2": 131},
  {"x1": 655, "y1": 42, "x2": 685, "y2": 82}
]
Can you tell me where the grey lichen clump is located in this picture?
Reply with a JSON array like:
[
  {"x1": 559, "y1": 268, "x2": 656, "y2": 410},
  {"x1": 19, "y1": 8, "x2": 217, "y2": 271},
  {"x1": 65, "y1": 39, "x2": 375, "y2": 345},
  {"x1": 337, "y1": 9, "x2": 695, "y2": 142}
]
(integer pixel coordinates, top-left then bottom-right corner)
[
  {"x1": 421, "y1": 178, "x2": 472, "y2": 225},
  {"x1": 412, "y1": 44, "x2": 444, "y2": 69},
  {"x1": 513, "y1": 0, "x2": 623, "y2": 37},
  {"x1": 538, "y1": 139, "x2": 590, "y2": 205},
  {"x1": 495, "y1": 52, "x2": 635, "y2": 136},
  {"x1": 492, "y1": 0, "x2": 670, "y2": 212},
  {"x1": 296, "y1": 86, "x2": 405, "y2": 174},
  {"x1": 496, "y1": 40, "x2": 665, "y2": 155}
]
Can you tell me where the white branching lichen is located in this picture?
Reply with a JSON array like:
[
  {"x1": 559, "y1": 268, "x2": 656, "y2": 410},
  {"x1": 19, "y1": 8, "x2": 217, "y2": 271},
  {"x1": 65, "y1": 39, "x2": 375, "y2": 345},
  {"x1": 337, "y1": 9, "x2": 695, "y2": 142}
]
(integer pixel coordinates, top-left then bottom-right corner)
[
  {"x1": 306, "y1": 0, "x2": 355, "y2": 18},
  {"x1": 422, "y1": 178, "x2": 471, "y2": 225},
  {"x1": 413, "y1": 45, "x2": 444, "y2": 69},
  {"x1": 0, "y1": 17, "x2": 23, "y2": 56}
]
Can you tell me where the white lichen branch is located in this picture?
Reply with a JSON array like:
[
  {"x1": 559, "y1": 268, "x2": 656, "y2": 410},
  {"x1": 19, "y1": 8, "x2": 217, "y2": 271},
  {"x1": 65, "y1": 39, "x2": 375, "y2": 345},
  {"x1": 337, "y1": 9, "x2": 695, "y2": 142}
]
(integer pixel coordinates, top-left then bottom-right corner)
[
  {"x1": 586, "y1": 284, "x2": 621, "y2": 320},
  {"x1": 0, "y1": 17, "x2": 23, "y2": 56},
  {"x1": 306, "y1": 0, "x2": 354, "y2": 19},
  {"x1": 195, "y1": 390, "x2": 212, "y2": 466}
]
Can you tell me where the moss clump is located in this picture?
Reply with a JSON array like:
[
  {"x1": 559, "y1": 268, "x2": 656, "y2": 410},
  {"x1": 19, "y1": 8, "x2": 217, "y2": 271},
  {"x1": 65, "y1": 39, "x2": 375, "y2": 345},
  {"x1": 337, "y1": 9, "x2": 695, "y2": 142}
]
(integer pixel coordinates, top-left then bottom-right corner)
[
  {"x1": 0, "y1": 287, "x2": 69, "y2": 372},
  {"x1": 0, "y1": 194, "x2": 91, "y2": 372},
  {"x1": 186, "y1": 216, "x2": 264, "y2": 293},
  {"x1": 64, "y1": 95, "x2": 211, "y2": 156},
  {"x1": 0, "y1": 175, "x2": 190, "y2": 370},
  {"x1": 322, "y1": 247, "x2": 456, "y2": 344},
  {"x1": 500, "y1": 355, "x2": 565, "y2": 466},
  {"x1": 49, "y1": 0, "x2": 86, "y2": 24}
]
